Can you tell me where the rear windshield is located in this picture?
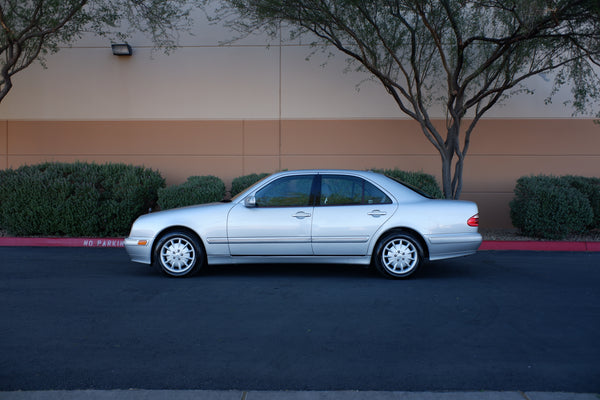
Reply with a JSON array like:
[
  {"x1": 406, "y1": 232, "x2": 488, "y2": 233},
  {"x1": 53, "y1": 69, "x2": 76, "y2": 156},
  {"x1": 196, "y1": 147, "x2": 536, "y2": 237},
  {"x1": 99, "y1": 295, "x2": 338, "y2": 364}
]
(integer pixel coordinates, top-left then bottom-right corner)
[{"x1": 385, "y1": 176, "x2": 435, "y2": 199}]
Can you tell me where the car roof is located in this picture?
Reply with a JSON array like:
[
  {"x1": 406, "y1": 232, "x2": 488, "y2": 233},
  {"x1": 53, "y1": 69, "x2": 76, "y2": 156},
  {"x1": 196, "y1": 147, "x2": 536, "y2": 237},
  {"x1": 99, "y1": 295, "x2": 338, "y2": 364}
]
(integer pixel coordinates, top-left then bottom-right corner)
[
  {"x1": 270, "y1": 169, "x2": 381, "y2": 176},
  {"x1": 269, "y1": 169, "x2": 391, "y2": 183}
]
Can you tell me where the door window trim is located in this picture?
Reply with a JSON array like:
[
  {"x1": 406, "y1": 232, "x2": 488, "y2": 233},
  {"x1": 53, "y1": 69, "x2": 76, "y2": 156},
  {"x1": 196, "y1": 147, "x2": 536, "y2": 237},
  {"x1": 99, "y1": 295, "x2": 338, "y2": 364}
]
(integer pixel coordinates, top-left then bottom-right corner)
[
  {"x1": 316, "y1": 174, "x2": 393, "y2": 207},
  {"x1": 253, "y1": 174, "x2": 318, "y2": 208}
]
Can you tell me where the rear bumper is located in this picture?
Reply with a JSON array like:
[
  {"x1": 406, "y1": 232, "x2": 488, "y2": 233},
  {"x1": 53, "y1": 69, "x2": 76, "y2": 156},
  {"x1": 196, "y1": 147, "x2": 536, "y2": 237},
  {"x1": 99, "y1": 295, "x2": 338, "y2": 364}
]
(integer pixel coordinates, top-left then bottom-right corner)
[{"x1": 425, "y1": 233, "x2": 482, "y2": 261}]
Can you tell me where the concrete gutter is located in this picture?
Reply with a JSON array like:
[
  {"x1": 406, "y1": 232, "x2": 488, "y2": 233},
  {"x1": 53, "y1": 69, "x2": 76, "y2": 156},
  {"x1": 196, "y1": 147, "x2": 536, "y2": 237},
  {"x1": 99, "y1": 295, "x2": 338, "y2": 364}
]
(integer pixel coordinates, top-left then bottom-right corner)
[{"x1": 0, "y1": 237, "x2": 599, "y2": 251}]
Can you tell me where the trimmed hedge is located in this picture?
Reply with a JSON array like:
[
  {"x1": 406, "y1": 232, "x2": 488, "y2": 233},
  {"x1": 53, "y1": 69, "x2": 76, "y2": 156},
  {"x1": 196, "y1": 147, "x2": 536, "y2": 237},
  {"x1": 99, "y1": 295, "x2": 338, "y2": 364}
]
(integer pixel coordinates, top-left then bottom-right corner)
[
  {"x1": 158, "y1": 175, "x2": 226, "y2": 210},
  {"x1": 371, "y1": 168, "x2": 444, "y2": 199},
  {"x1": 510, "y1": 175, "x2": 597, "y2": 239},
  {"x1": 561, "y1": 175, "x2": 600, "y2": 229},
  {"x1": 0, "y1": 162, "x2": 165, "y2": 237},
  {"x1": 230, "y1": 173, "x2": 270, "y2": 197}
]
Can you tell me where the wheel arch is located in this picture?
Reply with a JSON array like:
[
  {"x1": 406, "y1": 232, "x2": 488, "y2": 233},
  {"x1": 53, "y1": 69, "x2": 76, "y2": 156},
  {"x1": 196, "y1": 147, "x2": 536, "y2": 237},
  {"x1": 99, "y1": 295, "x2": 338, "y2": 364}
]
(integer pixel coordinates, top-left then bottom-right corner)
[
  {"x1": 152, "y1": 226, "x2": 206, "y2": 265},
  {"x1": 372, "y1": 227, "x2": 429, "y2": 263}
]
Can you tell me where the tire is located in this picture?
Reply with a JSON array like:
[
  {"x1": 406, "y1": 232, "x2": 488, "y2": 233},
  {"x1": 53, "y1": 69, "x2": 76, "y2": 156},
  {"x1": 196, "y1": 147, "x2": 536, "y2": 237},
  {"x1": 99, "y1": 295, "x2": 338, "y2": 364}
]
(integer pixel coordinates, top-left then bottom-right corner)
[
  {"x1": 153, "y1": 231, "x2": 204, "y2": 277},
  {"x1": 374, "y1": 232, "x2": 423, "y2": 279}
]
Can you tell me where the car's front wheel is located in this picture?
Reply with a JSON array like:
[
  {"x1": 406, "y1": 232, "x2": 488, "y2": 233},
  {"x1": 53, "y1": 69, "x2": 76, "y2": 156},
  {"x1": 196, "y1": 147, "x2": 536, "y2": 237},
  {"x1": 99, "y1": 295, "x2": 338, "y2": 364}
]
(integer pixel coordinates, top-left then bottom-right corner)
[
  {"x1": 374, "y1": 232, "x2": 423, "y2": 279},
  {"x1": 154, "y1": 231, "x2": 204, "y2": 277}
]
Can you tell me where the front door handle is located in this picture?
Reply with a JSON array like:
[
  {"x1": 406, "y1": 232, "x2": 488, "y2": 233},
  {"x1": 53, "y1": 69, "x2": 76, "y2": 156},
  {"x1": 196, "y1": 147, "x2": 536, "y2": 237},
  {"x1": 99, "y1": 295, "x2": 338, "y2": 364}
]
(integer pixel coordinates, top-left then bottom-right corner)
[
  {"x1": 293, "y1": 211, "x2": 312, "y2": 219},
  {"x1": 368, "y1": 210, "x2": 387, "y2": 218}
]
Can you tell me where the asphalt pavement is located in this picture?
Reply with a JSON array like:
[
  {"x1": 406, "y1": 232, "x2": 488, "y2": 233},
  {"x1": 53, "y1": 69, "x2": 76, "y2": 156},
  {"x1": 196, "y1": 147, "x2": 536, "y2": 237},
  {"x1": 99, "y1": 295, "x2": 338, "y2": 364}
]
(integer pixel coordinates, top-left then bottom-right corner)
[
  {"x1": 1, "y1": 247, "x2": 599, "y2": 399},
  {"x1": 0, "y1": 389, "x2": 598, "y2": 399}
]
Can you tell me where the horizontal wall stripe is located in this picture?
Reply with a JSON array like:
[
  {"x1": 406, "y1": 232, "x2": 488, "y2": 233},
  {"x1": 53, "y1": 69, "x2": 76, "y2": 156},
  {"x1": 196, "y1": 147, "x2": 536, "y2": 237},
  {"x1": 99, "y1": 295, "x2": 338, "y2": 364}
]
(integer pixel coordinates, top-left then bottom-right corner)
[{"x1": 1, "y1": 118, "x2": 598, "y2": 229}]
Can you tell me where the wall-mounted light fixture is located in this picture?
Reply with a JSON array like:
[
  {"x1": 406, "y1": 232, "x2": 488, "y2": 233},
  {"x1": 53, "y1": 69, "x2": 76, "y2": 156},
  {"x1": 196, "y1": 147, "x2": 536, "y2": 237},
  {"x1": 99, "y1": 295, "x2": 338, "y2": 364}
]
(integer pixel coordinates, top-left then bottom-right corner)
[{"x1": 111, "y1": 43, "x2": 132, "y2": 56}]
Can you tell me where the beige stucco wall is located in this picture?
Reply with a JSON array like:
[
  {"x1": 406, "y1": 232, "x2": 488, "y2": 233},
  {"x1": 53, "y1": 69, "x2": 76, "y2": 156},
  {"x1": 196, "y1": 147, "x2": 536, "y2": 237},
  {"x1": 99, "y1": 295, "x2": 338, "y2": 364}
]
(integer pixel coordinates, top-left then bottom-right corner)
[{"x1": 0, "y1": 45, "x2": 578, "y2": 121}]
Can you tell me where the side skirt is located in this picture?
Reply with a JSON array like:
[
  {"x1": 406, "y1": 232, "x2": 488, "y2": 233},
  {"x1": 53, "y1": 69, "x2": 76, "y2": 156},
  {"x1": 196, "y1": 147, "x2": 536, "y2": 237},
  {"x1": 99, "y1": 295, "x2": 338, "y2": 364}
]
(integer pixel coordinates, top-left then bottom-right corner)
[{"x1": 206, "y1": 255, "x2": 373, "y2": 266}]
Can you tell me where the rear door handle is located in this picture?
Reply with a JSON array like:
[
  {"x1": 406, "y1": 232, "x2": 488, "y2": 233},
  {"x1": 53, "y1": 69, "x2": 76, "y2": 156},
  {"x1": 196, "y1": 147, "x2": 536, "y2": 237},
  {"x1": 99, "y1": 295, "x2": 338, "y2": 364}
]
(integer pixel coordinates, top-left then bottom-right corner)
[
  {"x1": 368, "y1": 210, "x2": 387, "y2": 218},
  {"x1": 292, "y1": 211, "x2": 312, "y2": 219}
]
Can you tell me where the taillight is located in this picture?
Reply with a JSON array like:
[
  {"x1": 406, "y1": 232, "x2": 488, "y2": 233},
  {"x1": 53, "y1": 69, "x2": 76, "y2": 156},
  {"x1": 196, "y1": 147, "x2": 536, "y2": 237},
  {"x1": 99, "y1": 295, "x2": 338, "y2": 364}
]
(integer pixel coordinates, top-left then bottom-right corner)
[{"x1": 467, "y1": 214, "x2": 479, "y2": 227}]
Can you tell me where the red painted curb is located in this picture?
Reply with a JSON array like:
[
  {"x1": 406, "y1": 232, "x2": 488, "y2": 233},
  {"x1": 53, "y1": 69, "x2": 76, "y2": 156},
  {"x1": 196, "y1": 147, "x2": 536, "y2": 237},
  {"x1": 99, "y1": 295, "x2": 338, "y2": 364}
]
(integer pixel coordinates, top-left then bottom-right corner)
[
  {"x1": 0, "y1": 237, "x2": 598, "y2": 251},
  {"x1": 586, "y1": 242, "x2": 600, "y2": 252},
  {"x1": 0, "y1": 237, "x2": 124, "y2": 247}
]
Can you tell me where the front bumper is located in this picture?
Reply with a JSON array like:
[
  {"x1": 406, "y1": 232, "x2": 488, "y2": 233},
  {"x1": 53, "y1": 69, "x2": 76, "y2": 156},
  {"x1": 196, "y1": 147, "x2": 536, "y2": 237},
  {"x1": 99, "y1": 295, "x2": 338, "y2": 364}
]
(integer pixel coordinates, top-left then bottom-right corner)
[{"x1": 124, "y1": 237, "x2": 153, "y2": 264}]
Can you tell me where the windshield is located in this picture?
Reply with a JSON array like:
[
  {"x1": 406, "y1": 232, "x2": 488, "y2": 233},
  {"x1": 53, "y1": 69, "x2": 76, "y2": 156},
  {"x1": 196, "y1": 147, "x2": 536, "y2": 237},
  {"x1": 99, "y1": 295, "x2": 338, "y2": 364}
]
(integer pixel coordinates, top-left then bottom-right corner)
[{"x1": 230, "y1": 174, "x2": 273, "y2": 202}]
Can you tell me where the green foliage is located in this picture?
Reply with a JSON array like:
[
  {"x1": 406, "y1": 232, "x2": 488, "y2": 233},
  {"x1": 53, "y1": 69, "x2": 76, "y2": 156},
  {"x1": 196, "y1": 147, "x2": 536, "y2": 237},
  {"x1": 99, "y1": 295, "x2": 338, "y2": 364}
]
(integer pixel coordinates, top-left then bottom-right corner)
[
  {"x1": 0, "y1": 162, "x2": 165, "y2": 237},
  {"x1": 561, "y1": 175, "x2": 600, "y2": 229},
  {"x1": 92, "y1": 163, "x2": 167, "y2": 236},
  {"x1": 371, "y1": 169, "x2": 443, "y2": 199},
  {"x1": 510, "y1": 175, "x2": 595, "y2": 239},
  {"x1": 158, "y1": 175, "x2": 226, "y2": 210},
  {"x1": 231, "y1": 173, "x2": 270, "y2": 197}
]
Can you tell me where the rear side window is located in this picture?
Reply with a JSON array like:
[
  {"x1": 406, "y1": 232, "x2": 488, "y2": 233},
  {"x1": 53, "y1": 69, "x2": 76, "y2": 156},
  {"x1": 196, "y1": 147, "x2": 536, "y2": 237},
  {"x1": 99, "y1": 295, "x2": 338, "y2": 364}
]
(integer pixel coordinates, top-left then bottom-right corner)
[{"x1": 320, "y1": 175, "x2": 392, "y2": 206}]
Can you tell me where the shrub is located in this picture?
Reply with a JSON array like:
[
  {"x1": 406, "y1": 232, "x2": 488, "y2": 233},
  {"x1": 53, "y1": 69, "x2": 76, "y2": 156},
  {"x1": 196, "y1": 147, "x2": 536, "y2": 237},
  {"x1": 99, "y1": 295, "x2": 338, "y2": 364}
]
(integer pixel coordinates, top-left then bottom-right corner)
[
  {"x1": 510, "y1": 175, "x2": 594, "y2": 239},
  {"x1": 158, "y1": 175, "x2": 226, "y2": 210},
  {"x1": 94, "y1": 163, "x2": 166, "y2": 236},
  {"x1": 562, "y1": 175, "x2": 600, "y2": 230},
  {"x1": 230, "y1": 173, "x2": 270, "y2": 197},
  {"x1": 0, "y1": 162, "x2": 165, "y2": 237},
  {"x1": 371, "y1": 168, "x2": 443, "y2": 199}
]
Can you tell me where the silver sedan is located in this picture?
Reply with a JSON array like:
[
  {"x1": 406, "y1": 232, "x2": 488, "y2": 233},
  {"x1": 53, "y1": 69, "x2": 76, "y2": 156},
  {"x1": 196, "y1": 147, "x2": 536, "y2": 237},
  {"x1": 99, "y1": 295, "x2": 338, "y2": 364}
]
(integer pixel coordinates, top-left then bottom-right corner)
[{"x1": 125, "y1": 169, "x2": 481, "y2": 279}]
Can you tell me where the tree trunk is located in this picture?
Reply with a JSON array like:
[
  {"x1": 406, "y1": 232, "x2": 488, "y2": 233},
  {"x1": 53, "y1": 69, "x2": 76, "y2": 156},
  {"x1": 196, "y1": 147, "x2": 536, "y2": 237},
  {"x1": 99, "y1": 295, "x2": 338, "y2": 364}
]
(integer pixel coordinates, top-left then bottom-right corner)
[
  {"x1": 418, "y1": 123, "x2": 461, "y2": 200},
  {"x1": 442, "y1": 123, "x2": 458, "y2": 200},
  {"x1": 440, "y1": 151, "x2": 454, "y2": 199},
  {"x1": 452, "y1": 155, "x2": 465, "y2": 200}
]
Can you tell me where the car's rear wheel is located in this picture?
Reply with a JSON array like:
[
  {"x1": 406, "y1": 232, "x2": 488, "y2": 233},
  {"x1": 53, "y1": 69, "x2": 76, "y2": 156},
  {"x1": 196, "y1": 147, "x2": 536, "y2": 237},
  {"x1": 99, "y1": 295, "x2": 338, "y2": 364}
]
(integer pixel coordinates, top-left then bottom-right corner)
[
  {"x1": 374, "y1": 232, "x2": 423, "y2": 279},
  {"x1": 154, "y1": 231, "x2": 204, "y2": 277}
]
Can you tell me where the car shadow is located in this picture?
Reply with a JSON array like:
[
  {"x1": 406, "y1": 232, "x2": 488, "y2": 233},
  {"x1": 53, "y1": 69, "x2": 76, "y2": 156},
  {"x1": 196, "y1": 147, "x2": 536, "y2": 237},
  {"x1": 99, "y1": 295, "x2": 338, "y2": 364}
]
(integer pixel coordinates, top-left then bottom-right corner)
[
  {"x1": 199, "y1": 260, "x2": 477, "y2": 280},
  {"x1": 129, "y1": 256, "x2": 485, "y2": 280},
  {"x1": 201, "y1": 262, "x2": 377, "y2": 279}
]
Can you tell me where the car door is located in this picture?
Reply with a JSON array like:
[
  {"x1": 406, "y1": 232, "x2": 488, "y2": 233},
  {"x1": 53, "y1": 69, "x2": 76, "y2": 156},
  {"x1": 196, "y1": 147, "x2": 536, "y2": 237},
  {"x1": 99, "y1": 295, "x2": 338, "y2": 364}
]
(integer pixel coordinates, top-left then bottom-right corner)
[
  {"x1": 312, "y1": 174, "x2": 397, "y2": 256},
  {"x1": 227, "y1": 174, "x2": 316, "y2": 256}
]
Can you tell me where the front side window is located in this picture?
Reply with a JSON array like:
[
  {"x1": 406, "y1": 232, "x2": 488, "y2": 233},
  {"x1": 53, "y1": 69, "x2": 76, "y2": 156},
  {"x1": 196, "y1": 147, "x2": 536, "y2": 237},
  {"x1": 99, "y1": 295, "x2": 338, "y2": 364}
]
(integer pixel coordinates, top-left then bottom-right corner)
[
  {"x1": 320, "y1": 175, "x2": 392, "y2": 206},
  {"x1": 255, "y1": 175, "x2": 314, "y2": 207}
]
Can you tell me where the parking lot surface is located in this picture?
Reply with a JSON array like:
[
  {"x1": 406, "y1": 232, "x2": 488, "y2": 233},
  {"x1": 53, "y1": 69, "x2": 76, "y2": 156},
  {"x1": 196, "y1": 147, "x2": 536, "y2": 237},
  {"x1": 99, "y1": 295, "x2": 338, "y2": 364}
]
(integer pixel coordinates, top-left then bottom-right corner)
[{"x1": 1, "y1": 248, "x2": 599, "y2": 394}]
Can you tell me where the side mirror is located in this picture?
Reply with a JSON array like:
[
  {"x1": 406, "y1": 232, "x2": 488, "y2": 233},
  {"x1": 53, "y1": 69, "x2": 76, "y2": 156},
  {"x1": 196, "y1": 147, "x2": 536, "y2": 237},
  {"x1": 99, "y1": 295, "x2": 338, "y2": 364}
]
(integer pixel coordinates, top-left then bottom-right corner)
[{"x1": 244, "y1": 196, "x2": 257, "y2": 208}]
